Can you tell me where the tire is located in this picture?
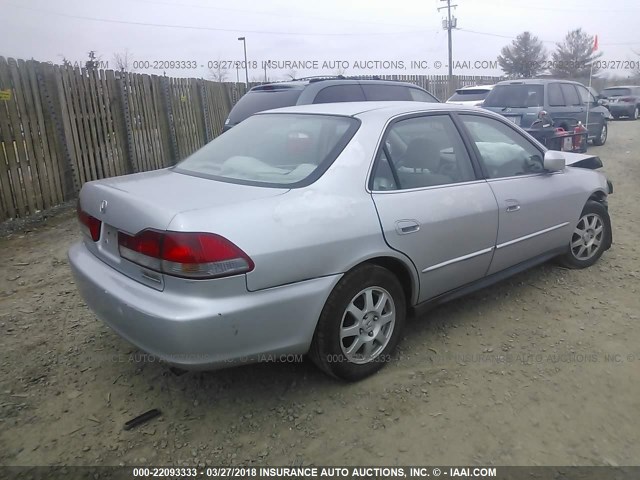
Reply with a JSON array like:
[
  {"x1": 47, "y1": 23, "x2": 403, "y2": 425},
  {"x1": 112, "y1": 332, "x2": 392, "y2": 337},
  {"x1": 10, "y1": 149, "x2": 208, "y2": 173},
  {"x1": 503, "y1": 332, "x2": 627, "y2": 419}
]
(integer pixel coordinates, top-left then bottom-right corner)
[
  {"x1": 309, "y1": 264, "x2": 406, "y2": 381},
  {"x1": 632, "y1": 106, "x2": 639, "y2": 121},
  {"x1": 558, "y1": 201, "x2": 611, "y2": 269},
  {"x1": 592, "y1": 121, "x2": 607, "y2": 146}
]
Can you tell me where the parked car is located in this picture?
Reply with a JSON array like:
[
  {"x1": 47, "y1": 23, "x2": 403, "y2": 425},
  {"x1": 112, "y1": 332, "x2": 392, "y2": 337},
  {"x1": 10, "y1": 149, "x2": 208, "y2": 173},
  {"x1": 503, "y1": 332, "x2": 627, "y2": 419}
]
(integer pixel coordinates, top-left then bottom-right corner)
[
  {"x1": 222, "y1": 77, "x2": 439, "y2": 131},
  {"x1": 483, "y1": 79, "x2": 610, "y2": 146},
  {"x1": 599, "y1": 85, "x2": 640, "y2": 120},
  {"x1": 69, "y1": 102, "x2": 613, "y2": 381},
  {"x1": 446, "y1": 85, "x2": 495, "y2": 106}
]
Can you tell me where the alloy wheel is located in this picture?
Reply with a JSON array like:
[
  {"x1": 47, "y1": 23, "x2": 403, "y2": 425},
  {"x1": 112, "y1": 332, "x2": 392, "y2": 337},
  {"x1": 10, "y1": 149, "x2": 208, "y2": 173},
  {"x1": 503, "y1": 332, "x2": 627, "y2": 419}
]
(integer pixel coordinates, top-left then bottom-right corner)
[
  {"x1": 571, "y1": 213, "x2": 604, "y2": 261},
  {"x1": 340, "y1": 286, "x2": 396, "y2": 364}
]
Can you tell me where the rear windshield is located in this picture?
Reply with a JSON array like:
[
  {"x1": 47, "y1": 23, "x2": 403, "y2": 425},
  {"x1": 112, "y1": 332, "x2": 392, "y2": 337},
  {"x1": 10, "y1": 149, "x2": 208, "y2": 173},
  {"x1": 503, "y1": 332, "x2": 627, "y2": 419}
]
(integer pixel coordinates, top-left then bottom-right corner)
[
  {"x1": 448, "y1": 90, "x2": 490, "y2": 101},
  {"x1": 483, "y1": 84, "x2": 544, "y2": 108},
  {"x1": 226, "y1": 88, "x2": 303, "y2": 125},
  {"x1": 601, "y1": 88, "x2": 631, "y2": 97},
  {"x1": 175, "y1": 114, "x2": 359, "y2": 187}
]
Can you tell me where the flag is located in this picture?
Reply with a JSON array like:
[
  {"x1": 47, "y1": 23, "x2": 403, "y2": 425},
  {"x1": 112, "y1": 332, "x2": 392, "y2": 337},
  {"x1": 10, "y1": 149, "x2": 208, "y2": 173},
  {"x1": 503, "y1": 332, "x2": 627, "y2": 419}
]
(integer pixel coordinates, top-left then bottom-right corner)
[{"x1": 593, "y1": 35, "x2": 599, "y2": 52}]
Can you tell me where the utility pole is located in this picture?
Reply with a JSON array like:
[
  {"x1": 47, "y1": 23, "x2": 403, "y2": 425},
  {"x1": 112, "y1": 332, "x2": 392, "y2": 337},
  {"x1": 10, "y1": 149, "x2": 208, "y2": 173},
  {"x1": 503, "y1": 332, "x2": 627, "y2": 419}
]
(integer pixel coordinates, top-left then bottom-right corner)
[{"x1": 438, "y1": 0, "x2": 457, "y2": 88}]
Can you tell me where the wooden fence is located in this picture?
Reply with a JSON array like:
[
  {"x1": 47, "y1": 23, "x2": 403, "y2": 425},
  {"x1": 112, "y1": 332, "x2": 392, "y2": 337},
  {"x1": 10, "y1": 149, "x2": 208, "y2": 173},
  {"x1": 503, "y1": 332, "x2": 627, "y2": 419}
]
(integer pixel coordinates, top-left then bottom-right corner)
[
  {"x1": 0, "y1": 56, "x2": 250, "y2": 222},
  {"x1": 0, "y1": 57, "x2": 504, "y2": 222}
]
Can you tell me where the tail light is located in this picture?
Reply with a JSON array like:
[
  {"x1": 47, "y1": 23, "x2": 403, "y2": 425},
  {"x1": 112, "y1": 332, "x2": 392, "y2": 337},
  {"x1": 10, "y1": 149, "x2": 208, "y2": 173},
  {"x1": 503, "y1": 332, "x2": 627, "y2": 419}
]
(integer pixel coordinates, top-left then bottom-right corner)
[
  {"x1": 620, "y1": 97, "x2": 633, "y2": 103},
  {"x1": 77, "y1": 203, "x2": 102, "y2": 241},
  {"x1": 118, "y1": 230, "x2": 254, "y2": 279}
]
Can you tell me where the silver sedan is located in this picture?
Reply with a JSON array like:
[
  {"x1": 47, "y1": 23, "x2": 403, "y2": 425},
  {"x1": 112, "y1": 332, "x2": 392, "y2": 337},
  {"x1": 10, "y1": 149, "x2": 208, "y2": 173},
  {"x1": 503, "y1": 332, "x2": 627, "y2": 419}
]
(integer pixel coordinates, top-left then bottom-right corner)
[{"x1": 69, "y1": 102, "x2": 613, "y2": 381}]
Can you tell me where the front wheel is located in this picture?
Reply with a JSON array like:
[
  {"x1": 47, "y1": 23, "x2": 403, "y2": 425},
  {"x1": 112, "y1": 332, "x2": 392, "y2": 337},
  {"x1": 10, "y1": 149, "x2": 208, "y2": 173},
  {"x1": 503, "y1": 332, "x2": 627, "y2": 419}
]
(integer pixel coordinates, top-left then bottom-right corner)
[
  {"x1": 309, "y1": 264, "x2": 406, "y2": 381},
  {"x1": 558, "y1": 201, "x2": 611, "y2": 269},
  {"x1": 592, "y1": 121, "x2": 607, "y2": 146},
  {"x1": 632, "y1": 106, "x2": 639, "y2": 120}
]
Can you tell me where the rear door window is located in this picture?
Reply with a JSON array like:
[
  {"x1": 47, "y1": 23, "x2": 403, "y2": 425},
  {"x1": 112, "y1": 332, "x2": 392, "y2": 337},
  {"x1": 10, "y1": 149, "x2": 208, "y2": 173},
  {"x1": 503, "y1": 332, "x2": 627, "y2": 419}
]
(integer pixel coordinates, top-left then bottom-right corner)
[
  {"x1": 409, "y1": 88, "x2": 439, "y2": 102},
  {"x1": 548, "y1": 83, "x2": 566, "y2": 106},
  {"x1": 313, "y1": 85, "x2": 366, "y2": 103},
  {"x1": 361, "y1": 84, "x2": 411, "y2": 101},
  {"x1": 560, "y1": 84, "x2": 581, "y2": 106}
]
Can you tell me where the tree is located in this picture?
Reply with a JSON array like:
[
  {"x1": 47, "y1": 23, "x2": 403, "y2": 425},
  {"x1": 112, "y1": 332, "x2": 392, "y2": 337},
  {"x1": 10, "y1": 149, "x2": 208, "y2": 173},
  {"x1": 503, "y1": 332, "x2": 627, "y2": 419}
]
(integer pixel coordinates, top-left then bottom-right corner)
[
  {"x1": 113, "y1": 49, "x2": 133, "y2": 71},
  {"x1": 551, "y1": 28, "x2": 602, "y2": 79},
  {"x1": 285, "y1": 69, "x2": 297, "y2": 80},
  {"x1": 497, "y1": 31, "x2": 547, "y2": 78}
]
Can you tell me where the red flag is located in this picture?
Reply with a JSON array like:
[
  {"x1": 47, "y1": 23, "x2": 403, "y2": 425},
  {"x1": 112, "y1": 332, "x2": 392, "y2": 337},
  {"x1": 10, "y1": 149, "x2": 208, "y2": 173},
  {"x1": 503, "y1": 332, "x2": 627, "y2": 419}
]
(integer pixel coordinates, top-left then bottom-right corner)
[{"x1": 593, "y1": 35, "x2": 599, "y2": 52}]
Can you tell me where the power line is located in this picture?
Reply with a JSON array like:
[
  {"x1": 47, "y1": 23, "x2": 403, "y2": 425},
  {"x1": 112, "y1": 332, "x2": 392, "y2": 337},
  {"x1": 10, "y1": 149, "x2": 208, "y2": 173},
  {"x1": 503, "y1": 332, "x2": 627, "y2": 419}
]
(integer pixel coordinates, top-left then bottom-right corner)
[{"x1": 6, "y1": 3, "x2": 430, "y2": 37}]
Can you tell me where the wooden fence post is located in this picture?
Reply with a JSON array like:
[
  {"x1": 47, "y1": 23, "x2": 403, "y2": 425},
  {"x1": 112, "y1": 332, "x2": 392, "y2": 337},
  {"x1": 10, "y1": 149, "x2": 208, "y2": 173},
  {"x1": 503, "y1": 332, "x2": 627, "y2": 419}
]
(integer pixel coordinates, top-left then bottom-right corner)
[{"x1": 161, "y1": 75, "x2": 179, "y2": 164}]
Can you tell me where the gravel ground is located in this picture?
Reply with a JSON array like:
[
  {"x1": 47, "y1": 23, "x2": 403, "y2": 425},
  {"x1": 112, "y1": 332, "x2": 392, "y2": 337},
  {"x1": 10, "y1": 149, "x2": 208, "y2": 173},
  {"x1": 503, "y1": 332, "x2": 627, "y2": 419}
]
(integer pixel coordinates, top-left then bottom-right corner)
[{"x1": 1, "y1": 119, "x2": 639, "y2": 467}]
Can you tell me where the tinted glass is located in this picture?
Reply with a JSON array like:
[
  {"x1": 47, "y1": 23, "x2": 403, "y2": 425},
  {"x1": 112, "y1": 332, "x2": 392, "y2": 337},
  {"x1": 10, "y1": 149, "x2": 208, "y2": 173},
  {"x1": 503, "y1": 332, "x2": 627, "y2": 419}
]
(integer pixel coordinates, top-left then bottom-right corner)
[
  {"x1": 580, "y1": 86, "x2": 597, "y2": 104},
  {"x1": 408, "y1": 88, "x2": 439, "y2": 102},
  {"x1": 313, "y1": 85, "x2": 365, "y2": 103},
  {"x1": 560, "y1": 84, "x2": 581, "y2": 106},
  {"x1": 176, "y1": 114, "x2": 358, "y2": 187},
  {"x1": 227, "y1": 89, "x2": 303, "y2": 125},
  {"x1": 460, "y1": 115, "x2": 544, "y2": 179},
  {"x1": 371, "y1": 115, "x2": 475, "y2": 190},
  {"x1": 601, "y1": 88, "x2": 632, "y2": 97},
  {"x1": 362, "y1": 84, "x2": 411, "y2": 101},
  {"x1": 548, "y1": 84, "x2": 565, "y2": 106},
  {"x1": 483, "y1": 84, "x2": 544, "y2": 108}
]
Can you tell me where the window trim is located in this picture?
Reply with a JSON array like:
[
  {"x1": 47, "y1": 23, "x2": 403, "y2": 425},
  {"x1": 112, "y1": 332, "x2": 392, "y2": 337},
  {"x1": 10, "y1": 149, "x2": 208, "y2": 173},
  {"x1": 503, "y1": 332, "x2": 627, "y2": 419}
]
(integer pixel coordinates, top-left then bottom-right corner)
[
  {"x1": 367, "y1": 112, "x2": 483, "y2": 192},
  {"x1": 453, "y1": 112, "x2": 548, "y2": 181}
]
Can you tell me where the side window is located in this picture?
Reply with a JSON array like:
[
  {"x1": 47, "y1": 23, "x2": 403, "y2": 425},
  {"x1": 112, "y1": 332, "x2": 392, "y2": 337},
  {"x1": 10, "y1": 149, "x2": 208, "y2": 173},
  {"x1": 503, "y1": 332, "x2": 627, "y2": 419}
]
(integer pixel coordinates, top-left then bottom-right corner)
[
  {"x1": 408, "y1": 88, "x2": 438, "y2": 102},
  {"x1": 548, "y1": 83, "x2": 565, "y2": 107},
  {"x1": 460, "y1": 115, "x2": 544, "y2": 179},
  {"x1": 371, "y1": 115, "x2": 476, "y2": 190},
  {"x1": 313, "y1": 85, "x2": 365, "y2": 104},
  {"x1": 362, "y1": 85, "x2": 411, "y2": 101},
  {"x1": 560, "y1": 84, "x2": 581, "y2": 106}
]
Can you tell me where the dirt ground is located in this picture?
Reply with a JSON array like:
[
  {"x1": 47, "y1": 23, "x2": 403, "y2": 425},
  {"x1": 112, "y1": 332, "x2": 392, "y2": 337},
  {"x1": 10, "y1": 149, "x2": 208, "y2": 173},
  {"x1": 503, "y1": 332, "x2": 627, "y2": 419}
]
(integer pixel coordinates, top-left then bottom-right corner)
[{"x1": 1, "y1": 120, "x2": 639, "y2": 468}]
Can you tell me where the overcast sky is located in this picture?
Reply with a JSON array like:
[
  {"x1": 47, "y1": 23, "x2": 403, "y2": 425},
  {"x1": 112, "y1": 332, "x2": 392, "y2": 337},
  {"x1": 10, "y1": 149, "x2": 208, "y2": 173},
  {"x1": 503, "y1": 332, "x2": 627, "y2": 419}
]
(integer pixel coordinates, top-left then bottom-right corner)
[{"x1": 2, "y1": 0, "x2": 639, "y2": 80}]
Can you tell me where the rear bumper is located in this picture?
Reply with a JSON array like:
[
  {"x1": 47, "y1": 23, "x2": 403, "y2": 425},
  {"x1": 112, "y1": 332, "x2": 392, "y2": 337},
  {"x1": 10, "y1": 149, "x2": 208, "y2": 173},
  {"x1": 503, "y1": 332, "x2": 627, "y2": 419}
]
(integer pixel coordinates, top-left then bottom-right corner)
[
  {"x1": 608, "y1": 104, "x2": 635, "y2": 116},
  {"x1": 68, "y1": 241, "x2": 340, "y2": 369}
]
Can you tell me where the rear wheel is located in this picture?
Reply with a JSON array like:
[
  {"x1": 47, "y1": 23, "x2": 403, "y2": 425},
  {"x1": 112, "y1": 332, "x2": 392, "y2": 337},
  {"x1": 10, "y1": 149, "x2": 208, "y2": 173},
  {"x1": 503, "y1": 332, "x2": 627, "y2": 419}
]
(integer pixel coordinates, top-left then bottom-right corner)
[
  {"x1": 632, "y1": 106, "x2": 639, "y2": 120},
  {"x1": 592, "y1": 121, "x2": 607, "y2": 146},
  {"x1": 558, "y1": 201, "x2": 610, "y2": 269},
  {"x1": 310, "y1": 264, "x2": 406, "y2": 381}
]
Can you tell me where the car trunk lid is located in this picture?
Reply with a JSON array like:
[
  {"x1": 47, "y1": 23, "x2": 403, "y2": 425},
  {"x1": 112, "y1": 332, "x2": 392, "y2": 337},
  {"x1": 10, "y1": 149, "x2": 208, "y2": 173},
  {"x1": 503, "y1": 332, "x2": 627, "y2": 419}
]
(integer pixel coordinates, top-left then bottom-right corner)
[{"x1": 79, "y1": 168, "x2": 288, "y2": 289}]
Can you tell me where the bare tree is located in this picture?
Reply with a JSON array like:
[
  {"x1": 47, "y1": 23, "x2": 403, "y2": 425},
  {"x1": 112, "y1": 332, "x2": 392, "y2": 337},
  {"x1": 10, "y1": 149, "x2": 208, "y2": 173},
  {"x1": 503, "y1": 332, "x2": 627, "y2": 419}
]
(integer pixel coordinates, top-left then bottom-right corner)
[
  {"x1": 113, "y1": 49, "x2": 133, "y2": 71},
  {"x1": 207, "y1": 55, "x2": 230, "y2": 82},
  {"x1": 85, "y1": 50, "x2": 102, "y2": 70},
  {"x1": 285, "y1": 69, "x2": 298, "y2": 80}
]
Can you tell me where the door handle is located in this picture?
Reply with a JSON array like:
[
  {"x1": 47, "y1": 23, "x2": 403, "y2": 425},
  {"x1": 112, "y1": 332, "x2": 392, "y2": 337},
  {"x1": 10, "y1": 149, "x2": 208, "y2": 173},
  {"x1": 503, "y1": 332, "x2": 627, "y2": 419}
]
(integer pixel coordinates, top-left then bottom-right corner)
[
  {"x1": 506, "y1": 204, "x2": 521, "y2": 212},
  {"x1": 395, "y1": 220, "x2": 420, "y2": 235}
]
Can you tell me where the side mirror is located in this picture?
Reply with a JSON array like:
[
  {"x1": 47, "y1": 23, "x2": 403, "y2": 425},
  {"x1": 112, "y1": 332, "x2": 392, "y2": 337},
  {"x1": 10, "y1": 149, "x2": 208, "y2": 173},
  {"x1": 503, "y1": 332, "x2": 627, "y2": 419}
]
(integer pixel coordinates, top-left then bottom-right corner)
[{"x1": 544, "y1": 150, "x2": 566, "y2": 171}]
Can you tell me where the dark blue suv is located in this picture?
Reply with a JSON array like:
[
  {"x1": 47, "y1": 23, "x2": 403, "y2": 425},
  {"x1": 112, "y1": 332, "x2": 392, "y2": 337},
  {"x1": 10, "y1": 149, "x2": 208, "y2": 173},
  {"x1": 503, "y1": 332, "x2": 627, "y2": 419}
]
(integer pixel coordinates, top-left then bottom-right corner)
[{"x1": 483, "y1": 79, "x2": 609, "y2": 146}]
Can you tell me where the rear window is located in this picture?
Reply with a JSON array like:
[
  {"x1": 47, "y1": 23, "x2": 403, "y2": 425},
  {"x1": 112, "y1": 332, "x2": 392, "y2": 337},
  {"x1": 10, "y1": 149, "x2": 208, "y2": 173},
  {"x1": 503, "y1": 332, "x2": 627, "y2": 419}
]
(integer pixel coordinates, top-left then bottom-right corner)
[
  {"x1": 448, "y1": 90, "x2": 491, "y2": 101},
  {"x1": 602, "y1": 88, "x2": 632, "y2": 97},
  {"x1": 483, "y1": 84, "x2": 544, "y2": 108},
  {"x1": 175, "y1": 114, "x2": 359, "y2": 187},
  {"x1": 226, "y1": 88, "x2": 303, "y2": 125}
]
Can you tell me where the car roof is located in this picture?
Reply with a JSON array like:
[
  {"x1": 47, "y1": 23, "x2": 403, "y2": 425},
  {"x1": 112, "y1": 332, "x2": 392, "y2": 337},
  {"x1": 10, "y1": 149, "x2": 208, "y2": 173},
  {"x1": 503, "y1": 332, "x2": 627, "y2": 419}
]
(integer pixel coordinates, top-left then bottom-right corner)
[
  {"x1": 456, "y1": 85, "x2": 495, "y2": 91},
  {"x1": 602, "y1": 85, "x2": 639, "y2": 89},
  {"x1": 495, "y1": 78, "x2": 583, "y2": 86},
  {"x1": 249, "y1": 78, "x2": 432, "y2": 92},
  {"x1": 258, "y1": 101, "x2": 492, "y2": 119}
]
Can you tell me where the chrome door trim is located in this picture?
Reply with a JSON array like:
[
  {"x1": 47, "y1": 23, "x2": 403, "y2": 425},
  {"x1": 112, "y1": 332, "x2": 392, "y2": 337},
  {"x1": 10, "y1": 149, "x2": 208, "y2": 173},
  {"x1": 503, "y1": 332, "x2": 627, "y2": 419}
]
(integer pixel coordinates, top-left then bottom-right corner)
[
  {"x1": 496, "y1": 222, "x2": 569, "y2": 250},
  {"x1": 422, "y1": 246, "x2": 494, "y2": 273}
]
